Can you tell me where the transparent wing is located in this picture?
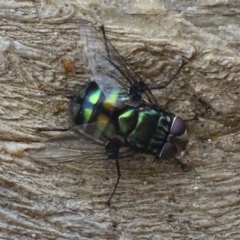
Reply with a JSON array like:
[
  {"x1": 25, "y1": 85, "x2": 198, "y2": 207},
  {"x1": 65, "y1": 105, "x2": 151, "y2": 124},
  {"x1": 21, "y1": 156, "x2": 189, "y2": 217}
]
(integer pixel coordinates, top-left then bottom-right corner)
[
  {"x1": 30, "y1": 123, "x2": 133, "y2": 164},
  {"x1": 79, "y1": 23, "x2": 158, "y2": 107},
  {"x1": 30, "y1": 125, "x2": 105, "y2": 164}
]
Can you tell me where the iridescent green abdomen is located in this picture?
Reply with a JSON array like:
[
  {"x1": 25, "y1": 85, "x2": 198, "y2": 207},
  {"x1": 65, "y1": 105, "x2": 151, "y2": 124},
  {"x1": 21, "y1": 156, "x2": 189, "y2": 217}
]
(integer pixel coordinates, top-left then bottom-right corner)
[{"x1": 71, "y1": 82, "x2": 122, "y2": 139}]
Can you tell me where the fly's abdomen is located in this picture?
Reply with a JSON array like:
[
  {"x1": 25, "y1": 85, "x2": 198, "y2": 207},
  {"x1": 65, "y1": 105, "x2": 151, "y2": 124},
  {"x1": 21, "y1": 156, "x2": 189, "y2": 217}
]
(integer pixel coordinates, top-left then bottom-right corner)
[
  {"x1": 118, "y1": 108, "x2": 171, "y2": 154},
  {"x1": 71, "y1": 82, "x2": 101, "y2": 125},
  {"x1": 71, "y1": 82, "x2": 121, "y2": 139}
]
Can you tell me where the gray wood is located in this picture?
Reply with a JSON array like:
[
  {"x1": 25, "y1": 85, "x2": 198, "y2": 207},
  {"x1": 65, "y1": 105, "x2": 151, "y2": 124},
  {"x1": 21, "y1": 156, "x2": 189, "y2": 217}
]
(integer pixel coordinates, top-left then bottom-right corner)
[{"x1": 0, "y1": 1, "x2": 240, "y2": 239}]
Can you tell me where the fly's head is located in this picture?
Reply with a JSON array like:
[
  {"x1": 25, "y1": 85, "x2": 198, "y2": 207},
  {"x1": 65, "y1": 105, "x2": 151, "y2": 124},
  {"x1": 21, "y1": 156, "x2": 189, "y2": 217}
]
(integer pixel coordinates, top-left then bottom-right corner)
[{"x1": 160, "y1": 117, "x2": 189, "y2": 159}]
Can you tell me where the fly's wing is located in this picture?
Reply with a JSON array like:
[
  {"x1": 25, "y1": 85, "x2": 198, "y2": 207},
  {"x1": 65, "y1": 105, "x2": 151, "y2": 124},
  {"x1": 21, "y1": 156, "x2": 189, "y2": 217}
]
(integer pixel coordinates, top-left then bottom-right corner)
[
  {"x1": 79, "y1": 23, "x2": 158, "y2": 107},
  {"x1": 80, "y1": 24, "x2": 129, "y2": 108},
  {"x1": 30, "y1": 123, "x2": 133, "y2": 164},
  {"x1": 30, "y1": 125, "x2": 106, "y2": 164}
]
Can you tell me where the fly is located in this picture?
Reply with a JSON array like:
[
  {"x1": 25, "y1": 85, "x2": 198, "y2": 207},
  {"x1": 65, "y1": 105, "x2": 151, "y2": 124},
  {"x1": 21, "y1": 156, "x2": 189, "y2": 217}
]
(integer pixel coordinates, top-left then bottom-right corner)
[{"x1": 33, "y1": 23, "x2": 189, "y2": 206}]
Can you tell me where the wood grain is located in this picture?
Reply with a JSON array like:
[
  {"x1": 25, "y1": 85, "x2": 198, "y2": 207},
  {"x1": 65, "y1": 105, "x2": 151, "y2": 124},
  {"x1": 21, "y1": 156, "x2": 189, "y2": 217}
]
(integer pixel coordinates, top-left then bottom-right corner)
[{"x1": 0, "y1": 1, "x2": 240, "y2": 239}]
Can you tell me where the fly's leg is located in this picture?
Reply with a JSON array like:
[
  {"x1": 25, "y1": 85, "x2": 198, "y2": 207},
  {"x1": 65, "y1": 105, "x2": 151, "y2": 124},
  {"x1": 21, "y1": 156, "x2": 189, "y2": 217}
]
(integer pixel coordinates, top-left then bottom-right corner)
[
  {"x1": 129, "y1": 61, "x2": 187, "y2": 104},
  {"x1": 173, "y1": 157, "x2": 187, "y2": 170},
  {"x1": 105, "y1": 140, "x2": 122, "y2": 206},
  {"x1": 99, "y1": 25, "x2": 150, "y2": 102},
  {"x1": 185, "y1": 114, "x2": 199, "y2": 122},
  {"x1": 106, "y1": 154, "x2": 121, "y2": 206},
  {"x1": 100, "y1": 25, "x2": 111, "y2": 60},
  {"x1": 154, "y1": 155, "x2": 187, "y2": 171},
  {"x1": 37, "y1": 128, "x2": 70, "y2": 132},
  {"x1": 150, "y1": 60, "x2": 187, "y2": 90}
]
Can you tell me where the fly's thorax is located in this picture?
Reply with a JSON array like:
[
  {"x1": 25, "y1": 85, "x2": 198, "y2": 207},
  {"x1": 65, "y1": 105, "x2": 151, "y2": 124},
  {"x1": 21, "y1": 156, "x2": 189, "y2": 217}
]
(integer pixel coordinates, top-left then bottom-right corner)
[
  {"x1": 118, "y1": 108, "x2": 138, "y2": 135},
  {"x1": 118, "y1": 107, "x2": 172, "y2": 154},
  {"x1": 146, "y1": 113, "x2": 173, "y2": 154},
  {"x1": 159, "y1": 116, "x2": 188, "y2": 159}
]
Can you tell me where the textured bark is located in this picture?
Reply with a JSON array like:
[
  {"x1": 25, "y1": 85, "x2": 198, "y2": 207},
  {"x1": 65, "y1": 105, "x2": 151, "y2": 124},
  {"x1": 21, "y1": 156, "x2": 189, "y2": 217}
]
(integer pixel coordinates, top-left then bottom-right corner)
[{"x1": 0, "y1": 1, "x2": 240, "y2": 239}]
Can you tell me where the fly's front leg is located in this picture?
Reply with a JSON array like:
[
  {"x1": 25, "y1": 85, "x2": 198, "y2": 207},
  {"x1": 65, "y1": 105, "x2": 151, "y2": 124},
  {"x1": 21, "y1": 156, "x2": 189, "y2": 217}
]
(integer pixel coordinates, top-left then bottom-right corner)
[{"x1": 150, "y1": 60, "x2": 187, "y2": 90}]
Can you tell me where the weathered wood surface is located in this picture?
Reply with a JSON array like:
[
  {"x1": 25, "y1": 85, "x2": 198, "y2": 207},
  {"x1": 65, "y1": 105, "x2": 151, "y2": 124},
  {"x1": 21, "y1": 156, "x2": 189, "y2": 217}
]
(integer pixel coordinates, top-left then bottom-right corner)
[{"x1": 1, "y1": 1, "x2": 240, "y2": 239}]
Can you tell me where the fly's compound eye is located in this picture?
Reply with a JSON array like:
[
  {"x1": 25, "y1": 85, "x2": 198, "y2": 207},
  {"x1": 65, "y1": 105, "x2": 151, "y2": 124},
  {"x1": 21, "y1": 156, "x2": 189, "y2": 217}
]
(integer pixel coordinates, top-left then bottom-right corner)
[
  {"x1": 160, "y1": 142, "x2": 177, "y2": 159},
  {"x1": 171, "y1": 117, "x2": 186, "y2": 136}
]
